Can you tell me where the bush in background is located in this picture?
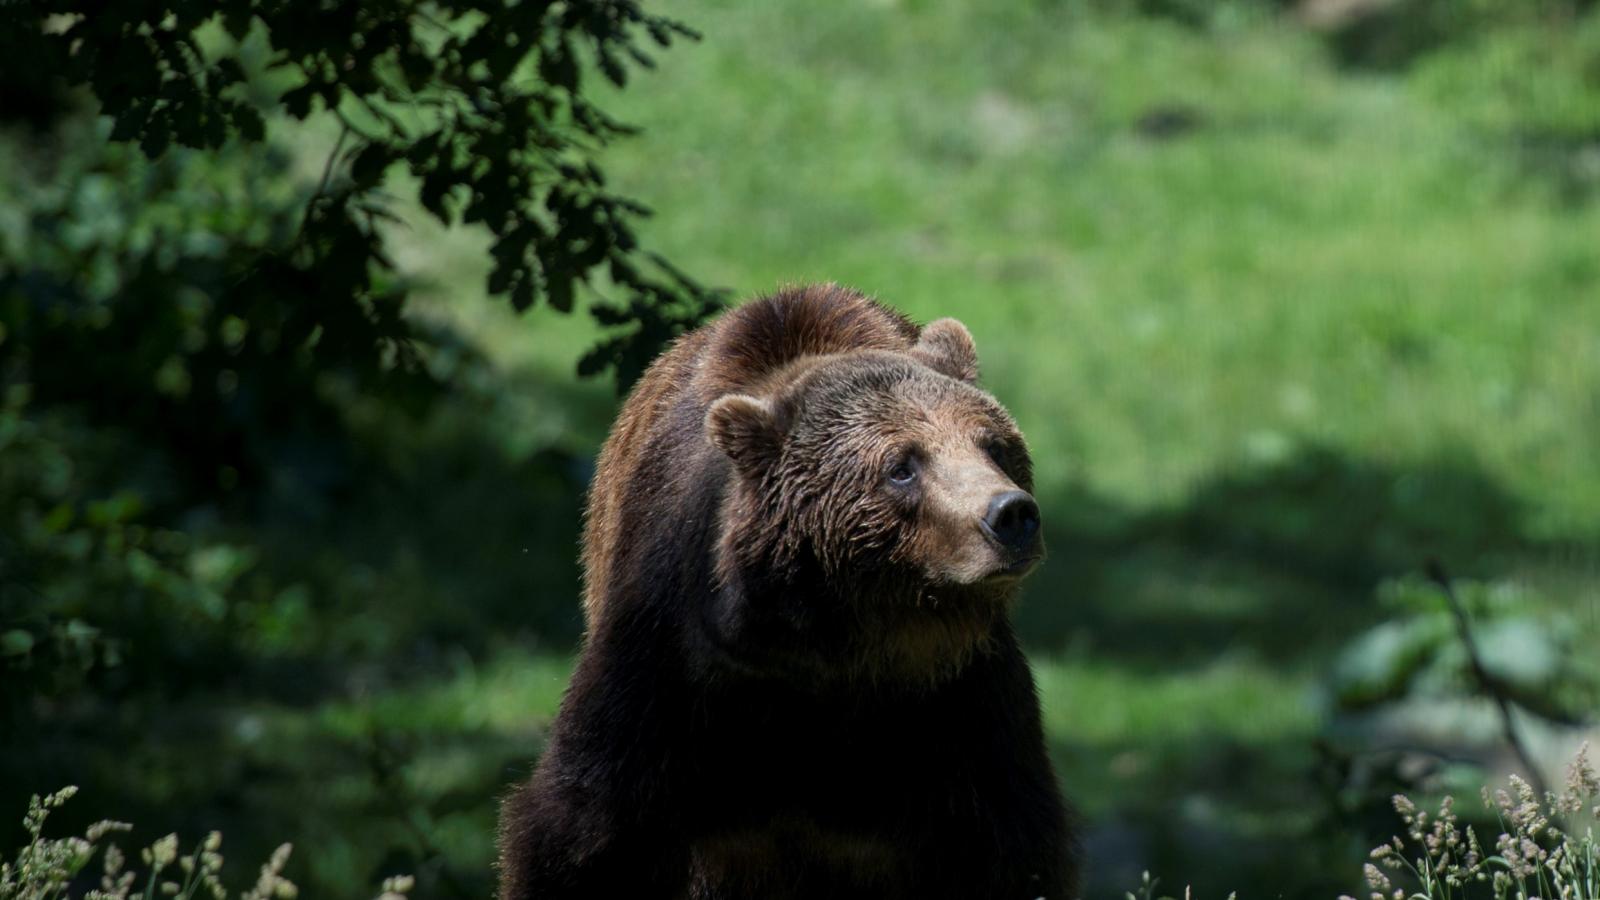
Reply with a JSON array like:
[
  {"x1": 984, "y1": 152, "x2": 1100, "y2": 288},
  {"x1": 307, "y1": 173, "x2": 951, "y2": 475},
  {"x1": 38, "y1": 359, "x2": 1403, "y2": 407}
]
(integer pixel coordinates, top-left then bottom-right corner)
[{"x1": 0, "y1": 0, "x2": 718, "y2": 720}]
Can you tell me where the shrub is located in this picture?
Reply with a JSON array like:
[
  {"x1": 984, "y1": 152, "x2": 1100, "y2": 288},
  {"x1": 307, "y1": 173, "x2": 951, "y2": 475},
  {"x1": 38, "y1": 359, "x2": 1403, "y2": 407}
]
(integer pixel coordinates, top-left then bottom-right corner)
[
  {"x1": 0, "y1": 787, "x2": 412, "y2": 900},
  {"x1": 1349, "y1": 744, "x2": 1600, "y2": 900}
]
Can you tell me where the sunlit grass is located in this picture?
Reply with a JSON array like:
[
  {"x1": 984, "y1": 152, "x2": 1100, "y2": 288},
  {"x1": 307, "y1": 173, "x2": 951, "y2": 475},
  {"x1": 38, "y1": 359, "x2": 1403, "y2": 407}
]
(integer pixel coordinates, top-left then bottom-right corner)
[
  {"x1": 396, "y1": 0, "x2": 1600, "y2": 535},
  {"x1": 333, "y1": 0, "x2": 1600, "y2": 893},
  {"x1": 1037, "y1": 656, "x2": 1320, "y2": 746},
  {"x1": 312, "y1": 650, "x2": 574, "y2": 739}
]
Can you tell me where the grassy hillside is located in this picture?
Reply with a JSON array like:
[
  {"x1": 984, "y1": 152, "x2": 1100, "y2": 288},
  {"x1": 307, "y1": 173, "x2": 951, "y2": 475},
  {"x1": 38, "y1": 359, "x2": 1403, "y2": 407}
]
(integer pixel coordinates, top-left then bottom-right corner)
[{"x1": 384, "y1": 1, "x2": 1600, "y2": 893}]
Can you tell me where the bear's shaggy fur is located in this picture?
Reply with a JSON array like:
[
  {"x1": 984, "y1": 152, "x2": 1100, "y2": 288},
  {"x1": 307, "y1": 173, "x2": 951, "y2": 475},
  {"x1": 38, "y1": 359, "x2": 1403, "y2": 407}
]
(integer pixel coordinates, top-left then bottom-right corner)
[{"x1": 497, "y1": 284, "x2": 1076, "y2": 899}]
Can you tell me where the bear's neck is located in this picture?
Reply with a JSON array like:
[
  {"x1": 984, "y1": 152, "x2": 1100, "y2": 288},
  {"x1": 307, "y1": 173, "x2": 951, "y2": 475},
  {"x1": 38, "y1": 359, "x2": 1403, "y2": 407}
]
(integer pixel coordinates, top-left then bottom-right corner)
[{"x1": 703, "y1": 532, "x2": 1006, "y2": 691}]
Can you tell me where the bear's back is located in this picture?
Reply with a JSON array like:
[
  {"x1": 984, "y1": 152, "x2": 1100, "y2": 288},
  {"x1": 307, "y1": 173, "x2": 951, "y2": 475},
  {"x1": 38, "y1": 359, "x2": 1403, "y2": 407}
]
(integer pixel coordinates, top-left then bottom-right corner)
[{"x1": 579, "y1": 284, "x2": 919, "y2": 630}]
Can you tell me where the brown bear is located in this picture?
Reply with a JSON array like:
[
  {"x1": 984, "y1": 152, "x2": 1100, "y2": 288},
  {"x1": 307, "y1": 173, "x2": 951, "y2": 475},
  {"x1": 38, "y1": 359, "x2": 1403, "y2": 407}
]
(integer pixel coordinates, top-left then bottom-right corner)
[{"x1": 497, "y1": 284, "x2": 1076, "y2": 899}]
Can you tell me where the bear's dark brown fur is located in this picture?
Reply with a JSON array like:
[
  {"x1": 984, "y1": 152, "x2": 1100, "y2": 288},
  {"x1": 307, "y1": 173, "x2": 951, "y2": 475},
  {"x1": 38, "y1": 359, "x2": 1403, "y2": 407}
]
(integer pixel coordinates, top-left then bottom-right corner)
[{"x1": 497, "y1": 284, "x2": 1076, "y2": 899}]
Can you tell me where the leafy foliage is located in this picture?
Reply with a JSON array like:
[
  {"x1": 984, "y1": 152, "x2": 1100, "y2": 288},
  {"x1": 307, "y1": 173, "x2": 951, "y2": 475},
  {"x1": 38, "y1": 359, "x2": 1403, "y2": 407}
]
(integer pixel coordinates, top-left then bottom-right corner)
[
  {"x1": 0, "y1": 1, "x2": 716, "y2": 714},
  {"x1": 0, "y1": 0, "x2": 723, "y2": 384},
  {"x1": 1331, "y1": 574, "x2": 1600, "y2": 724},
  {"x1": 0, "y1": 124, "x2": 374, "y2": 716}
]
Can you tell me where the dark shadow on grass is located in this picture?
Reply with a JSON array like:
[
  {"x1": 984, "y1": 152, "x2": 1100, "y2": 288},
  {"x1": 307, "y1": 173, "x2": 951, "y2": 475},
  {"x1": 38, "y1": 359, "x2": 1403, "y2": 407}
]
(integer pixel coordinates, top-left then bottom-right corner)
[
  {"x1": 1017, "y1": 444, "x2": 1533, "y2": 663},
  {"x1": 204, "y1": 370, "x2": 612, "y2": 704},
  {"x1": 1052, "y1": 731, "x2": 1365, "y2": 898},
  {"x1": 1, "y1": 366, "x2": 606, "y2": 895},
  {"x1": 1091, "y1": 0, "x2": 1461, "y2": 72},
  {"x1": 1512, "y1": 129, "x2": 1600, "y2": 207},
  {"x1": 1056, "y1": 729, "x2": 1528, "y2": 898}
]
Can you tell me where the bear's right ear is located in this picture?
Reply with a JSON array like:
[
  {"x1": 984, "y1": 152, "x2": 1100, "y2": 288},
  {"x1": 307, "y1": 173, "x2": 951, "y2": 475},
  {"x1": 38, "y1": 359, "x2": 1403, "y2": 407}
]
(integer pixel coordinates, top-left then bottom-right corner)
[
  {"x1": 912, "y1": 318, "x2": 980, "y2": 384},
  {"x1": 707, "y1": 394, "x2": 781, "y2": 474}
]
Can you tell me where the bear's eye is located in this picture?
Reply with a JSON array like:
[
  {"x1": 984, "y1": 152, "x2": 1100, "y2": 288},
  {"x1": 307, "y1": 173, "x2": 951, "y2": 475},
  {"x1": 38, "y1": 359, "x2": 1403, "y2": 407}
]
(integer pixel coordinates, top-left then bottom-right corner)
[
  {"x1": 887, "y1": 456, "x2": 919, "y2": 486},
  {"x1": 984, "y1": 440, "x2": 1008, "y2": 470}
]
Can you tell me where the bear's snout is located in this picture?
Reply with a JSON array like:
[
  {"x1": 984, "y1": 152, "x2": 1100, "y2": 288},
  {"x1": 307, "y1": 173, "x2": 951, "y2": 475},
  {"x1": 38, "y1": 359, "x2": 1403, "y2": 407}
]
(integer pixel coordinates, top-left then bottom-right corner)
[{"x1": 981, "y1": 490, "x2": 1043, "y2": 567}]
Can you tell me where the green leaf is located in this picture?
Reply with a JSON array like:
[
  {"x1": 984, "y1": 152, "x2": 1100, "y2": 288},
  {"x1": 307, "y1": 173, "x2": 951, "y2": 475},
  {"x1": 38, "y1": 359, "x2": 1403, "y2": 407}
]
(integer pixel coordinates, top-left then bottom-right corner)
[
  {"x1": 42, "y1": 503, "x2": 74, "y2": 533},
  {"x1": 1476, "y1": 618, "x2": 1560, "y2": 690},
  {"x1": 0, "y1": 629, "x2": 34, "y2": 658},
  {"x1": 1331, "y1": 618, "x2": 1440, "y2": 708}
]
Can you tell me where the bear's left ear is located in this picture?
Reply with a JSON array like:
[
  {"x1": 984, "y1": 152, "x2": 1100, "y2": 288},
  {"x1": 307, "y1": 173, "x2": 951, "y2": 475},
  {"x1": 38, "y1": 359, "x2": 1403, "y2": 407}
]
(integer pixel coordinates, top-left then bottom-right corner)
[
  {"x1": 911, "y1": 318, "x2": 979, "y2": 384},
  {"x1": 706, "y1": 394, "x2": 782, "y2": 474}
]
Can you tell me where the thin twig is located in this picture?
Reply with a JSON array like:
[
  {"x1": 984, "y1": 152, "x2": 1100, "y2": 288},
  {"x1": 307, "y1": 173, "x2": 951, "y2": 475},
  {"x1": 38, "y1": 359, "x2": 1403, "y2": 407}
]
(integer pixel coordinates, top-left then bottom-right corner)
[
  {"x1": 297, "y1": 121, "x2": 352, "y2": 241},
  {"x1": 1425, "y1": 558, "x2": 1550, "y2": 799}
]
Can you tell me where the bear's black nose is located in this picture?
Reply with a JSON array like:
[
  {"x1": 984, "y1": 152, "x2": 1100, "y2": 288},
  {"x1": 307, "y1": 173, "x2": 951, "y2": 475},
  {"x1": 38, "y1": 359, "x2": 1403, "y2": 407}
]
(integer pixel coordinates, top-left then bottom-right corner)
[{"x1": 983, "y1": 490, "x2": 1041, "y2": 553}]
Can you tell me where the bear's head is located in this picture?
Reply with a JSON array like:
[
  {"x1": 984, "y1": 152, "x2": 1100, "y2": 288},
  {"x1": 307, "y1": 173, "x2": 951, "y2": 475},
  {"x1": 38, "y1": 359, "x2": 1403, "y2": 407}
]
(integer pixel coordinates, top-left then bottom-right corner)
[{"x1": 704, "y1": 319, "x2": 1042, "y2": 683}]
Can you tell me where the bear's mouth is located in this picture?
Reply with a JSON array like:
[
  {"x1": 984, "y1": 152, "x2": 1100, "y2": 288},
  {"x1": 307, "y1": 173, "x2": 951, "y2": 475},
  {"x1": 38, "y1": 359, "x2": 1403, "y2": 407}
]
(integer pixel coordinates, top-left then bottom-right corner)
[{"x1": 987, "y1": 554, "x2": 1042, "y2": 580}]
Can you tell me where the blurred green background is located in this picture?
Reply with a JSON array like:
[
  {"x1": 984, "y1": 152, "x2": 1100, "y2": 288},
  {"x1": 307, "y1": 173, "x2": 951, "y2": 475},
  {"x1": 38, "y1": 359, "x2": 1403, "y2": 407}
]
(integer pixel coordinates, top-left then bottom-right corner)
[{"x1": 4, "y1": 0, "x2": 1600, "y2": 897}]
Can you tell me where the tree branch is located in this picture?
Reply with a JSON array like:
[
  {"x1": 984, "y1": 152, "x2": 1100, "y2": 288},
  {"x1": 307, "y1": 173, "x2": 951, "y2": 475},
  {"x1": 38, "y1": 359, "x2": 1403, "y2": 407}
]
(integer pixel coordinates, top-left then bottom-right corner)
[
  {"x1": 1425, "y1": 558, "x2": 1550, "y2": 799},
  {"x1": 297, "y1": 120, "x2": 352, "y2": 242}
]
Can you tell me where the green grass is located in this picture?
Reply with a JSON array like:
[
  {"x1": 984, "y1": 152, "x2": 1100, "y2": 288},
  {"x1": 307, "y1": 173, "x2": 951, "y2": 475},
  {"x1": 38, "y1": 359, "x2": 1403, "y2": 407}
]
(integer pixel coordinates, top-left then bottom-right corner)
[
  {"x1": 409, "y1": 0, "x2": 1600, "y2": 550},
  {"x1": 232, "y1": 651, "x2": 1323, "y2": 895},
  {"x1": 379, "y1": 1, "x2": 1600, "y2": 893},
  {"x1": 588, "y1": 0, "x2": 1600, "y2": 528}
]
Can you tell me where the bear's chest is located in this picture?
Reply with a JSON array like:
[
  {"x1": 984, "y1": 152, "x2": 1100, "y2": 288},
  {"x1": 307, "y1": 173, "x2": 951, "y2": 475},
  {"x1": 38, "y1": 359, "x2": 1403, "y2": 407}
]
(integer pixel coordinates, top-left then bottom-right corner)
[
  {"x1": 686, "y1": 702, "x2": 943, "y2": 818},
  {"x1": 684, "y1": 815, "x2": 910, "y2": 900}
]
